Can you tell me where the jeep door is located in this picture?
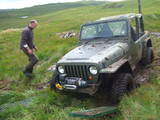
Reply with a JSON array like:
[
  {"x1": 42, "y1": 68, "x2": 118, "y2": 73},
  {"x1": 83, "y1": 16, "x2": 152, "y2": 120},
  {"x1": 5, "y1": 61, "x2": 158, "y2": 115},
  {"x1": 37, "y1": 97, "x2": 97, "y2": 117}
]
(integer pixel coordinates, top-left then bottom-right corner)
[{"x1": 129, "y1": 17, "x2": 143, "y2": 65}]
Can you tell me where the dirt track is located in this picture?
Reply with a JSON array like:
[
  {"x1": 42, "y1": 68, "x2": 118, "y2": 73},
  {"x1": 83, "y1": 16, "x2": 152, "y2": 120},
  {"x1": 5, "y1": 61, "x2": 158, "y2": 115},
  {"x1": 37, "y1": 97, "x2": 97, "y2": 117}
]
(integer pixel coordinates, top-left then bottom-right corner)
[{"x1": 0, "y1": 80, "x2": 11, "y2": 91}]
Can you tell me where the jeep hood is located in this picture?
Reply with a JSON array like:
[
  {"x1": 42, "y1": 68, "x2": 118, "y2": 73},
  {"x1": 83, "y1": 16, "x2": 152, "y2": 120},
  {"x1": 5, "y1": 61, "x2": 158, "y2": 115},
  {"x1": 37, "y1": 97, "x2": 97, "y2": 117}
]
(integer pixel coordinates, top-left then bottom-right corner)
[{"x1": 57, "y1": 41, "x2": 128, "y2": 64}]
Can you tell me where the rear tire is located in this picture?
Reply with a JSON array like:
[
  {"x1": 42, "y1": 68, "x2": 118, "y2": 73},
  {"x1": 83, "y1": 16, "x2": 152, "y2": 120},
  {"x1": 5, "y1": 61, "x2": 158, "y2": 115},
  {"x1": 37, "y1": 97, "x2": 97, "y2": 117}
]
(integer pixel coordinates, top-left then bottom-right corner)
[
  {"x1": 110, "y1": 73, "x2": 134, "y2": 105},
  {"x1": 141, "y1": 47, "x2": 154, "y2": 65}
]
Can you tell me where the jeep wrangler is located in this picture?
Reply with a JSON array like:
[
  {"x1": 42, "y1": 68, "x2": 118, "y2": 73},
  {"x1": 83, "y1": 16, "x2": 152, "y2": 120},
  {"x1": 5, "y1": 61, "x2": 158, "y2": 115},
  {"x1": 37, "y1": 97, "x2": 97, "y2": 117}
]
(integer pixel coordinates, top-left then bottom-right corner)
[{"x1": 50, "y1": 13, "x2": 154, "y2": 103}]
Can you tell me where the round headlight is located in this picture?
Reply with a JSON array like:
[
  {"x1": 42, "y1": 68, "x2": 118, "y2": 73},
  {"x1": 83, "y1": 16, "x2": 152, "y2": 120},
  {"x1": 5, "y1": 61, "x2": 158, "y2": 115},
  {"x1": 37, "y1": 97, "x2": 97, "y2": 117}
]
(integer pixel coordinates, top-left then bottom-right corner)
[
  {"x1": 89, "y1": 66, "x2": 98, "y2": 75},
  {"x1": 57, "y1": 66, "x2": 65, "y2": 74}
]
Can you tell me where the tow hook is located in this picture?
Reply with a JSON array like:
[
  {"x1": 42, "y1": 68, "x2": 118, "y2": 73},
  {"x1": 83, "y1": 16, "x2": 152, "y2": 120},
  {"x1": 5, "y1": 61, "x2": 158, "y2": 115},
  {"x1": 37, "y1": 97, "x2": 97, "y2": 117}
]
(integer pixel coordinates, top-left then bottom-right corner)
[{"x1": 56, "y1": 83, "x2": 63, "y2": 90}]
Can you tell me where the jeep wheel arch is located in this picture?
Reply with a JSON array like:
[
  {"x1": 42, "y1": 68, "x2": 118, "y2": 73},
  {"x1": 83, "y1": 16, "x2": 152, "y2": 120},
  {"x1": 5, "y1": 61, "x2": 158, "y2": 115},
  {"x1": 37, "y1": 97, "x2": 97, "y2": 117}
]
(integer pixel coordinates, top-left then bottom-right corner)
[
  {"x1": 100, "y1": 59, "x2": 133, "y2": 74},
  {"x1": 116, "y1": 62, "x2": 133, "y2": 74}
]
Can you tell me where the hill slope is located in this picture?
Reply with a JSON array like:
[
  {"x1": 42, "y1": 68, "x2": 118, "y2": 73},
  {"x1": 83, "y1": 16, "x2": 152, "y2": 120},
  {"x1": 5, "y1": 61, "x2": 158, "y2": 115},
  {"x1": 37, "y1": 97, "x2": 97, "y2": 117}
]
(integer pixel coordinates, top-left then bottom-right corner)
[
  {"x1": 0, "y1": 1, "x2": 105, "y2": 31},
  {"x1": 0, "y1": 0, "x2": 160, "y2": 120}
]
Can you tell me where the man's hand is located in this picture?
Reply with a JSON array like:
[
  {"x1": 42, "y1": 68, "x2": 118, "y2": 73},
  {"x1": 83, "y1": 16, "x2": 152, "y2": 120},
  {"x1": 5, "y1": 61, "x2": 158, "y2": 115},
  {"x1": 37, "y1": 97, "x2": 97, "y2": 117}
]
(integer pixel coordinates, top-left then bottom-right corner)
[{"x1": 27, "y1": 48, "x2": 33, "y2": 55}]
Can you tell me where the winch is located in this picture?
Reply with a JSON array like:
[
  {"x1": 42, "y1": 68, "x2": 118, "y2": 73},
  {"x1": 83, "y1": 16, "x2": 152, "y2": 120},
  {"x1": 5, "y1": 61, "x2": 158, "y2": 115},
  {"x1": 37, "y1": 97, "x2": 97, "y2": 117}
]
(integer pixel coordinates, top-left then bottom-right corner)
[{"x1": 58, "y1": 74, "x2": 88, "y2": 90}]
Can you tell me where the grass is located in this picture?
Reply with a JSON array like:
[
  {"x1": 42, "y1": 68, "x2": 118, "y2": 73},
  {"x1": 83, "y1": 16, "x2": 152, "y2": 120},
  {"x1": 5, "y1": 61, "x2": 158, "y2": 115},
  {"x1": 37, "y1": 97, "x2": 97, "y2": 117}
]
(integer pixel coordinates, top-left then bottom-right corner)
[{"x1": 0, "y1": 0, "x2": 160, "y2": 119}]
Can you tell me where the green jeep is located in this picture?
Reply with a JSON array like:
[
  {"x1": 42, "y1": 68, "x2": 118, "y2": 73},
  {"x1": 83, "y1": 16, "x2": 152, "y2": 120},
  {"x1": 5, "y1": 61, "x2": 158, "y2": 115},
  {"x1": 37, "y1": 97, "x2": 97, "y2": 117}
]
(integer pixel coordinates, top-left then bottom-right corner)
[{"x1": 50, "y1": 13, "x2": 154, "y2": 103}]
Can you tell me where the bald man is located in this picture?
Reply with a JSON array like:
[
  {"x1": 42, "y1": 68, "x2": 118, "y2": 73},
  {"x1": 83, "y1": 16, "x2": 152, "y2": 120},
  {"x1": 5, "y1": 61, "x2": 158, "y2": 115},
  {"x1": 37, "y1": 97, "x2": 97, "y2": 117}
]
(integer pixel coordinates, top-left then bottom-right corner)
[{"x1": 20, "y1": 20, "x2": 39, "y2": 77}]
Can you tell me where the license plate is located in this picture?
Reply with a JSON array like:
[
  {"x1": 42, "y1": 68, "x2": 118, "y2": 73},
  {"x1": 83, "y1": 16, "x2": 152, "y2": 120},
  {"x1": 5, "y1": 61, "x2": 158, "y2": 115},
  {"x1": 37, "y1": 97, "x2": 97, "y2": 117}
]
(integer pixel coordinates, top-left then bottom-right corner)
[{"x1": 65, "y1": 77, "x2": 82, "y2": 85}]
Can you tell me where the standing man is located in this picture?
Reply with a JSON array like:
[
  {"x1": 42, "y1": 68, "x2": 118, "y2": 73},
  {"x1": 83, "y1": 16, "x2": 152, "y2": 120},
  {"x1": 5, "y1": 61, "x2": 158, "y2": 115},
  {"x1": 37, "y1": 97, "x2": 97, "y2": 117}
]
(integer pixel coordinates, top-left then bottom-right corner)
[{"x1": 20, "y1": 20, "x2": 39, "y2": 77}]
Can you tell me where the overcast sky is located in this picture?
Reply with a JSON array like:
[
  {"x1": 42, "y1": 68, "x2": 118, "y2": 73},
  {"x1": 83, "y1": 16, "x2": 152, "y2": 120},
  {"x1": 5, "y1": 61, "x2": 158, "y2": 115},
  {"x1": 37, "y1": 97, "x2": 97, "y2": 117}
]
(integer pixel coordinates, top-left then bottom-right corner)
[{"x1": 0, "y1": 0, "x2": 124, "y2": 9}]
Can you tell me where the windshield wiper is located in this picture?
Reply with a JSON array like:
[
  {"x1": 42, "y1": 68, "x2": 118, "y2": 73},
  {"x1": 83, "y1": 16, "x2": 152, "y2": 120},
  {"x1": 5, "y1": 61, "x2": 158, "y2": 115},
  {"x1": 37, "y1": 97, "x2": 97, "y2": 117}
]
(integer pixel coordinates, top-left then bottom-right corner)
[
  {"x1": 112, "y1": 35, "x2": 126, "y2": 38},
  {"x1": 92, "y1": 36, "x2": 107, "y2": 39},
  {"x1": 84, "y1": 40, "x2": 90, "y2": 44},
  {"x1": 82, "y1": 37, "x2": 108, "y2": 44}
]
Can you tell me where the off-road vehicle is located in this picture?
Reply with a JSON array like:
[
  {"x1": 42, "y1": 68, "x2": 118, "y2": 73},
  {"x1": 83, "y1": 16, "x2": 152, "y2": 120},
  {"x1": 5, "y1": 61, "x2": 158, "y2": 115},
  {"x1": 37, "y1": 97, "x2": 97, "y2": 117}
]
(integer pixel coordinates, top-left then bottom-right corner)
[{"x1": 50, "y1": 13, "x2": 154, "y2": 103}]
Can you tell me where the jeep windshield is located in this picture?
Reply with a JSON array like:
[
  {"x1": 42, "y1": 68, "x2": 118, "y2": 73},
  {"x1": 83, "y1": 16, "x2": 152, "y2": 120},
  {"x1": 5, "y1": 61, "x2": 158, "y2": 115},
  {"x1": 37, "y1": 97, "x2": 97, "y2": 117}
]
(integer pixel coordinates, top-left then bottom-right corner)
[{"x1": 80, "y1": 20, "x2": 128, "y2": 40}]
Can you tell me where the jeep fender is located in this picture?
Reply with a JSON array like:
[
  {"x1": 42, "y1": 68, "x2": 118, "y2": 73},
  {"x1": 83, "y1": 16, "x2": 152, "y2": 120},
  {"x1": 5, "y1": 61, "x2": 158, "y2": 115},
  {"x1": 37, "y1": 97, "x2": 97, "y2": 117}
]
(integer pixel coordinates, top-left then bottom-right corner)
[{"x1": 100, "y1": 58, "x2": 133, "y2": 74}]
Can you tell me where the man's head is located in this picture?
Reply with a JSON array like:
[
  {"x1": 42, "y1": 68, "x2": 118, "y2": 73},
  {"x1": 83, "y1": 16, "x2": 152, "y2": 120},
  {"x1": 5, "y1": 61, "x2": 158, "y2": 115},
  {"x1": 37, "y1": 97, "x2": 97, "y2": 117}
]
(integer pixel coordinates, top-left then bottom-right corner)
[{"x1": 29, "y1": 20, "x2": 38, "y2": 29}]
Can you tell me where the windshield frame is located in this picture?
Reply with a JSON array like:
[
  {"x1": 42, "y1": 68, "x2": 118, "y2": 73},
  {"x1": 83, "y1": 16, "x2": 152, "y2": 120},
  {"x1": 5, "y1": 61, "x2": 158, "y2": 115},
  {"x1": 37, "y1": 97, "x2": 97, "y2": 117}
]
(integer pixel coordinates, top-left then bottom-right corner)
[{"x1": 80, "y1": 19, "x2": 129, "y2": 41}]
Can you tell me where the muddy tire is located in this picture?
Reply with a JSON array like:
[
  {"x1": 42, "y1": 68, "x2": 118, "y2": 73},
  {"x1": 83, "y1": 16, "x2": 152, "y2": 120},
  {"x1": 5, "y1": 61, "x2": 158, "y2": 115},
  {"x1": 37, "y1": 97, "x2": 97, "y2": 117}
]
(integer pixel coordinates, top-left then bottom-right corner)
[
  {"x1": 50, "y1": 74, "x2": 59, "y2": 90},
  {"x1": 110, "y1": 73, "x2": 134, "y2": 105},
  {"x1": 141, "y1": 47, "x2": 154, "y2": 65}
]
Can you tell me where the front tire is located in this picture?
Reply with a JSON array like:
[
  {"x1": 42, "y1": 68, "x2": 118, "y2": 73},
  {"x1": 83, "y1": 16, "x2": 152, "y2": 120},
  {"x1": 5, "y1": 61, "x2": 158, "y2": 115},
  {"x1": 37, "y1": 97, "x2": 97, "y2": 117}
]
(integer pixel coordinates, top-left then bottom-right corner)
[
  {"x1": 110, "y1": 73, "x2": 134, "y2": 105},
  {"x1": 50, "y1": 73, "x2": 59, "y2": 90}
]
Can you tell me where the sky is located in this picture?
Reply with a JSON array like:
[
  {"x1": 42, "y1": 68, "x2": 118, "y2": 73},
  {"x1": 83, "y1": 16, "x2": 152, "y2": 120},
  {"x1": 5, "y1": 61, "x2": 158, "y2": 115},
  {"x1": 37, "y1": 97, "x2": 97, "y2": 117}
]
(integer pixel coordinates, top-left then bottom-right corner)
[{"x1": 0, "y1": 0, "x2": 124, "y2": 9}]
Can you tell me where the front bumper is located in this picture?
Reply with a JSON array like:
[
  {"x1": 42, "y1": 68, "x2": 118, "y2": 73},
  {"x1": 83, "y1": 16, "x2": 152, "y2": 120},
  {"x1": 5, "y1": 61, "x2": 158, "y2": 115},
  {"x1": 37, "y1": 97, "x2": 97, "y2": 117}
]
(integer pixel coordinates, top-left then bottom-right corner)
[
  {"x1": 58, "y1": 74, "x2": 88, "y2": 89},
  {"x1": 55, "y1": 74, "x2": 100, "y2": 95}
]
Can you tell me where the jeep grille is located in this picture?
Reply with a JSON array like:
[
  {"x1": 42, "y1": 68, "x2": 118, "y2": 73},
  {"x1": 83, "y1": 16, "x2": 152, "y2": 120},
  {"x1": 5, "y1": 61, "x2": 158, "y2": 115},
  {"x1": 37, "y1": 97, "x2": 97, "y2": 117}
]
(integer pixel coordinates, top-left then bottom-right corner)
[{"x1": 64, "y1": 65, "x2": 89, "y2": 80}]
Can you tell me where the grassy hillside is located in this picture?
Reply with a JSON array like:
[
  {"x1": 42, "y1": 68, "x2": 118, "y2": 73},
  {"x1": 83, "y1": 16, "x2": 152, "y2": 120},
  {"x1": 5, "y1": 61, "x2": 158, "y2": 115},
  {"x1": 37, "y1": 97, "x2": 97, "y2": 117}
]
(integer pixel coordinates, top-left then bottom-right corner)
[
  {"x1": 0, "y1": 1, "x2": 105, "y2": 31},
  {"x1": 0, "y1": 0, "x2": 160, "y2": 120}
]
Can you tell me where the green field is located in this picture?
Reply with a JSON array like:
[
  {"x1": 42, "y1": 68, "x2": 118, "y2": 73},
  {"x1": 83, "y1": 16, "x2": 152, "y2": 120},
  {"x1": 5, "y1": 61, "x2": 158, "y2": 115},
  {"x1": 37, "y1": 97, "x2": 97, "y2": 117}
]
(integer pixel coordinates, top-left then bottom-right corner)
[
  {"x1": 0, "y1": 1, "x2": 105, "y2": 31},
  {"x1": 0, "y1": 0, "x2": 160, "y2": 120}
]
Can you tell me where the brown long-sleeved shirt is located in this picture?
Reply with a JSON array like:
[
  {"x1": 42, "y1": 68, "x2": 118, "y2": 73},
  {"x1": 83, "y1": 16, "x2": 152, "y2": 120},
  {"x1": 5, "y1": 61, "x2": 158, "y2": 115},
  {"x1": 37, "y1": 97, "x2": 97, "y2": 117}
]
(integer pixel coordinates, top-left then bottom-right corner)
[{"x1": 20, "y1": 26, "x2": 35, "y2": 49}]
